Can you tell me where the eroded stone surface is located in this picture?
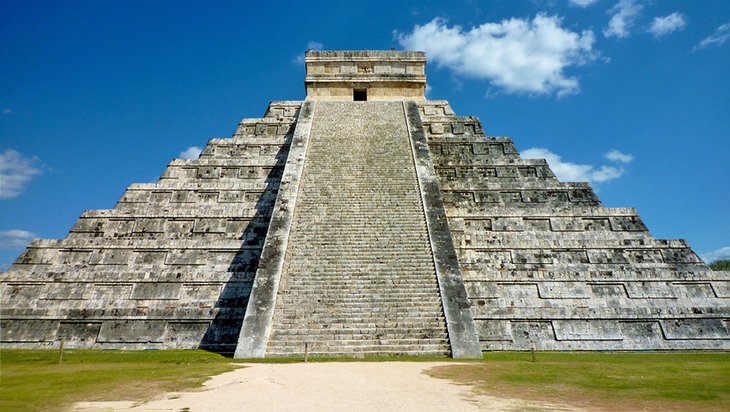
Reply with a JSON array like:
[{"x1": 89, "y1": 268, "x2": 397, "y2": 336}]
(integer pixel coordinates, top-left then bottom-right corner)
[
  {"x1": 2, "y1": 51, "x2": 727, "y2": 355},
  {"x1": 418, "y1": 100, "x2": 729, "y2": 350}
]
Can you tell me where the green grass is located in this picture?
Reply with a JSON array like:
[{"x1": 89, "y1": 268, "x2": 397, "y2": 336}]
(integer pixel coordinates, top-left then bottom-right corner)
[
  {"x1": 427, "y1": 352, "x2": 730, "y2": 411},
  {"x1": 3, "y1": 349, "x2": 728, "y2": 411},
  {"x1": 0, "y1": 349, "x2": 241, "y2": 412}
]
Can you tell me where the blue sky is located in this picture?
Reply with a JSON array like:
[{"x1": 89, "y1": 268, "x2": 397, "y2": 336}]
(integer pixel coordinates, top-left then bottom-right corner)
[{"x1": 1, "y1": 0, "x2": 729, "y2": 269}]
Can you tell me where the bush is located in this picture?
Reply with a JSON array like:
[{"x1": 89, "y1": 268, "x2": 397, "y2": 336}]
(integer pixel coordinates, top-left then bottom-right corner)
[{"x1": 709, "y1": 259, "x2": 730, "y2": 271}]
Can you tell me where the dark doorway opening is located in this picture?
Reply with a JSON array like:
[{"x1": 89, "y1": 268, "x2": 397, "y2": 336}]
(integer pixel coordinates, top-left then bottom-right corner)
[{"x1": 353, "y1": 89, "x2": 367, "y2": 101}]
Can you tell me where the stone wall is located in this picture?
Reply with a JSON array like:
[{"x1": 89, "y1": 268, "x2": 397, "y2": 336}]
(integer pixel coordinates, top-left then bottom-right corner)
[
  {"x1": 0, "y1": 102, "x2": 301, "y2": 352},
  {"x1": 417, "y1": 100, "x2": 730, "y2": 350}
]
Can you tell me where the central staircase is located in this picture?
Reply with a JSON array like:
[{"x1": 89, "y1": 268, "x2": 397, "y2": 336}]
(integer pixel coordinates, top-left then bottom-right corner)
[{"x1": 265, "y1": 101, "x2": 450, "y2": 357}]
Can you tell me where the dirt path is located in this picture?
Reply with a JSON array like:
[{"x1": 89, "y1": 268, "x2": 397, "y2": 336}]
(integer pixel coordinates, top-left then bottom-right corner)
[{"x1": 74, "y1": 362, "x2": 584, "y2": 412}]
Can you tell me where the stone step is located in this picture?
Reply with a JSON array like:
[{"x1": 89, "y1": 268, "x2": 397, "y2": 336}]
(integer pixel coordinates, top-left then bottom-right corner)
[
  {"x1": 264, "y1": 349, "x2": 451, "y2": 358},
  {"x1": 273, "y1": 318, "x2": 447, "y2": 327},
  {"x1": 265, "y1": 101, "x2": 449, "y2": 356},
  {"x1": 268, "y1": 339, "x2": 448, "y2": 347},
  {"x1": 270, "y1": 327, "x2": 448, "y2": 337}
]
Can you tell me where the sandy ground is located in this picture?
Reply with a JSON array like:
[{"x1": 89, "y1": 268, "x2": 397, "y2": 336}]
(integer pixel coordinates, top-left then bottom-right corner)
[{"x1": 73, "y1": 362, "x2": 585, "y2": 412}]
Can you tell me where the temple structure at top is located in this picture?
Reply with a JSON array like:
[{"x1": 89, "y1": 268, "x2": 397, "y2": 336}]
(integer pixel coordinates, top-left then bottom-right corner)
[
  {"x1": 2, "y1": 50, "x2": 728, "y2": 358},
  {"x1": 304, "y1": 50, "x2": 427, "y2": 100}
]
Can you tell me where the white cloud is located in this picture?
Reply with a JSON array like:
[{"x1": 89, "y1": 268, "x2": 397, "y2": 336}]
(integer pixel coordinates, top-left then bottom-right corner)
[
  {"x1": 695, "y1": 22, "x2": 730, "y2": 50},
  {"x1": 604, "y1": 0, "x2": 643, "y2": 38},
  {"x1": 2, "y1": 108, "x2": 13, "y2": 115},
  {"x1": 294, "y1": 41, "x2": 324, "y2": 65},
  {"x1": 306, "y1": 41, "x2": 324, "y2": 51},
  {"x1": 605, "y1": 149, "x2": 634, "y2": 163},
  {"x1": 700, "y1": 246, "x2": 730, "y2": 263},
  {"x1": 521, "y1": 147, "x2": 629, "y2": 184},
  {"x1": 569, "y1": 0, "x2": 599, "y2": 7},
  {"x1": 179, "y1": 146, "x2": 202, "y2": 160},
  {"x1": 0, "y1": 149, "x2": 42, "y2": 199},
  {"x1": 0, "y1": 229, "x2": 36, "y2": 249},
  {"x1": 396, "y1": 15, "x2": 597, "y2": 97},
  {"x1": 648, "y1": 13, "x2": 687, "y2": 38},
  {"x1": 425, "y1": 83, "x2": 433, "y2": 97}
]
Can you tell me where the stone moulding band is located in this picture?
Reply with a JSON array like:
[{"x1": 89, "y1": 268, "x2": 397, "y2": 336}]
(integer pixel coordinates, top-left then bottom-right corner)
[
  {"x1": 402, "y1": 101, "x2": 483, "y2": 359},
  {"x1": 233, "y1": 101, "x2": 316, "y2": 359}
]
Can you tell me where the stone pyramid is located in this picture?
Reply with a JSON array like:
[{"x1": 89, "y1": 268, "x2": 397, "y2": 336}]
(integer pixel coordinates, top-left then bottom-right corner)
[{"x1": 2, "y1": 51, "x2": 728, "y2": 358}]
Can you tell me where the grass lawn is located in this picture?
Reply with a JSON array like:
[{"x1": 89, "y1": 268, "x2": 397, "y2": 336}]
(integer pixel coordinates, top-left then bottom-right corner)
[
  {"x1": 2, "y1": 350, "x2": 728, "y2": 411},
  {"x1": 427, "y1": 352, "x2": 730, "y2": 411},
  {"x1": 0, "y1": 349, "x2": 241, "y2": 412}
]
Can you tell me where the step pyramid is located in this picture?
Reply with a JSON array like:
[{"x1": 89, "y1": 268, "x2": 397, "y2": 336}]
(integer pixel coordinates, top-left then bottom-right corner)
[{"x1": 2, "y1": 50, "x2": 727, "y2": 356}]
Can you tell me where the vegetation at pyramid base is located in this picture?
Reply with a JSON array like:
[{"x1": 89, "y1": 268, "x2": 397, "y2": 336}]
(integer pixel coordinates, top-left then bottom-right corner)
[
  {"x1": 709, "y1": 259, "x2": 730, "y2": 271},
  {"x1": 0, "y1": 349, "x2": 241, "y2": 412},
  {"x1": 2, "y1": 349, "x2": 729, "y2": 411},
  {"x1": 428, "y1": 352, "x2": 730, "y2": 410}
]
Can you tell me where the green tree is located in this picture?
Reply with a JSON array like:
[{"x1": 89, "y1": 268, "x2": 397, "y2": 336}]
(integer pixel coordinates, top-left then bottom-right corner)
[{"x1": 708, "y1": 259, "x2": 730, "y2": 271}]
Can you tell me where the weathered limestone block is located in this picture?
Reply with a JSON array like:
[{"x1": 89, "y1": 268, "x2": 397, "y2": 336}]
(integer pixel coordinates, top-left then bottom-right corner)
[{"x1": 97, "y1": 321, "x2": 167, "y2": 343}]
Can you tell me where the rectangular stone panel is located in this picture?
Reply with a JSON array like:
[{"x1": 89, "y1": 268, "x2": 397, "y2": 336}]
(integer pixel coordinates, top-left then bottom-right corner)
[
  {"x1": 197, "y1": 166, "x2": 221, "y2": 179},
  {"x1": 57, "y1": 322, "x2": 102, "y2": 342},
  {"x1": 44, "y1": 283, "x2": 87, "y2": 300},
  {"x1": 134, "y1": 250, "x2": 168, "y2": 265},
  {"x1": 661, "y1": 319, "x2": 730, "y2": 340},
  {"x1": 509, "y1": 321, "x2": 555, "y2": 346},
  {"x1": 220, "y1": 168, "x2": 240, "y2": 179},
  {"x1": 474, "y1": 191, "x2": 500, "y2": 203},
  {"x1": 553, "y1": 320, "x2": 623, "y2": 341},
  {"x1": 500, "y1": 192, "x2": 522, "y2": 204},
  {"x1": 208, "y1": 251, "x2": 240, "y2": 266},
  {"x1": 60, "y1": 249, "x2": 93, "y2": 265},
  {"x1": 521, "y1": 192, "x2": 548, "y2": 203},
  {"x1": 107, "y1": 219, "x2": 136, "y2": 235},
  {"x1": 465, "y1": 282, "x2": 500, "y2": 298},
  {"x1": 97, "y1": 320, "x2": 166, "y2": 343},
  {"x1": 89, "y1": 284, "x2": 133, "y2": 303},
  {"x1": 590, "y1": 283, "x2": 628, "y2": 298},
  {"x1": 625, "y1": 249, "x2": 664, "y2": 264},
  {"x1": 662, "y1": 248, "x2": 700, "y2": 263},
  {"x1": 512, "y1": 250, "x2": 554, "y2": 264},
  {"x1": 619, "y1": 321, "x2": 663, "y2": 340},
  {"x1": 165, "y1": 220, "x2": 194, "y2": 235},
  {"x1": 475, "y1": 320, "x2": 513, "y2": 341},
  {"x1": 550, "y1": 218, "x2": 584, "y2": 232},
  {"x1": 225, "y1": 219, "x2": 251, "y2": 235},
  {"x1": 2, "y1": 283, "x2": 46, "y2": 306},
  {"x1": 499, "y1": 283, "x2": 539, "y2": 298},
  {"x1": 711, "y1": 281, "x2": 730, "y2": 298},
  {"x1": 587, "y1": 249, "x2": 629, "y2": 264},
  {"x1": 181, "y1": 283, "x2": 222, "y2": 301},
  {"x1": 14, "y1": 248, "x2": 55, "y2": 265},
  {"x1": 460, "y1": 250, "x2": 512, "y2": 268},
  {"x1": 673, "y1": 283, "x2": 717, "y2": 298},
  {"x1": 131, "y1": 283, "x2": 182, "y2": 300},
  {"x1": 149, "y1": 191, "x2": 171, "y2": 203},
  {"x1": 165, "y1": 250, "x2": 204, "y2": 265},
  {"x1": 134, "y1": 218, "x2": 165, "y2": 233},
  {"x1": 71, "y1": 218, "x2": 103, "y2": 233},
  {"x1": 538, "y1": 282, "x2": 590, "y2": 299},
  {"x1": 90, "y1": 249, "x2": 131, "y2": 265},
  {"x1": 610, "y1": 216, "x2": 647, "y2": 231},
  {"x1": 624, "y1": 282, "x2": 675, "y2": 298},
  {"x1": 0, "y1": 319, "x2": 58, "y2": 342},
  {"x1": 193, "y1": 218, "x2": 227, "y2": 234},
  {"x1": 219, "y1": 191, "x2": 245, "y2": 203},
  {"x1": 171, "y1": 190, "x2": 195, "y2": 203},
  {"x1": 582, "y1": 218, "x2": 610, "y2": 231},
  {"x1": 165, "y1": 322, "x2": 209, "y2": 347},
  {"x1": 197, "y1": 191, "x2": 220, "y2": 202},
  {"x1": 491, "y1": 217, "x2": 524, "y2": 231},
  {"x1": 119, "y1": 190, "x2": 149, "y2": 203}
]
